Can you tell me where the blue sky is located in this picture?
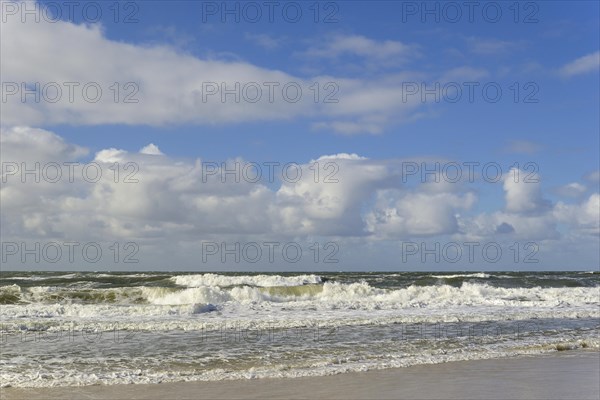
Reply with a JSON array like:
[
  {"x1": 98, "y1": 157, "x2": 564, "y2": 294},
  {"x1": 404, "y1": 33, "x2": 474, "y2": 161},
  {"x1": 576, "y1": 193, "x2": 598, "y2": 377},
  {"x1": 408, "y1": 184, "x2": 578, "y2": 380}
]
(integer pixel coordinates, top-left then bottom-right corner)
[{"x1": 1, "y1": 1, "x2": 599, "y2": 270}]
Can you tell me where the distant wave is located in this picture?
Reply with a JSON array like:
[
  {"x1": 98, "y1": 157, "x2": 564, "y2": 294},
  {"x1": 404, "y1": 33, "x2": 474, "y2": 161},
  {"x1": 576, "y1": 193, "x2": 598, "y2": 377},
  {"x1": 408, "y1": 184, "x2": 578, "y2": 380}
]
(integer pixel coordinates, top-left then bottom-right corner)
[{"x1": 431, "y1": 273, "x2": 491, "y2": 279}]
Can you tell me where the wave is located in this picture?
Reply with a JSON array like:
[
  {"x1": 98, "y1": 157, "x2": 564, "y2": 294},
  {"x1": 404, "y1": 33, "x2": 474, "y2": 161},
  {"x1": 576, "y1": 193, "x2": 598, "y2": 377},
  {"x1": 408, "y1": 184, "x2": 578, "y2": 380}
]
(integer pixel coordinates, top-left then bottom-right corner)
[
  {"x1": 171, "y1": 273, "x2": 323, "y2": 288},
  {"x1": 0, "y1": 284, "x2": 21, "y2": 304},
  {"x1": 2, "y1": 281, "x2": 599, "y2": 311},
  {"x1": 2, "y1": 334, "x2": 598, "y2": 388},
  {"x1": 431, "y1": 273, "x2": 491, "y2": 279},
  {"x1": 4, "y1": 273, "x2": 79, "y2": 281},
  {"x1": 0, "y1": 285, "x2": 147, "y2": 305},
  {"x1": 1, "y1": 272, "x2": 597, "y2": 390}
]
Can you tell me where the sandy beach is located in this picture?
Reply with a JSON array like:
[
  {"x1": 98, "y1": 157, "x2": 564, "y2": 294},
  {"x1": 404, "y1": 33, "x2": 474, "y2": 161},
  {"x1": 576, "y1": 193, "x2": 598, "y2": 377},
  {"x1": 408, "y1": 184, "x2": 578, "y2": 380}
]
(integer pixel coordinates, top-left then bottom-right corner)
[{"x1": 3, "y1": 351, "x2": 598, "y2": 400}]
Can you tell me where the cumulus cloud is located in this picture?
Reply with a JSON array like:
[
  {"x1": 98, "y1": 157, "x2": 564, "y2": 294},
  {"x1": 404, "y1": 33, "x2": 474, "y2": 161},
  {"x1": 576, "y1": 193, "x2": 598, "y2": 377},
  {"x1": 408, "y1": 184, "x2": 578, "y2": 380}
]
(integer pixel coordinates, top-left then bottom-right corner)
[
  {"x1": 365, "y1": 190, "x2": 477, "y2": 238},
  {"x1": 455, "y1": 171, "x2": 598, "y2": 242},
  {"x1": 457, "y1": 210, "x2": 560, "y2": 242},
  {"x1": 274, "y1": 154, "x2": 395, "y2": 235},
  {"x1": 0, "y1": 126, "x2": 88, "y2": 163},
  {"x1": 2, "y1": 128, "x2": 598, "y2": 267},
  {"x1": 554, "y1": 194, "x2": 600, "y2": 236},
  {"x1": 0, "y1": 128, "x2": 478, "y2": 242},
  {"x1": 1, "y1": 129, "x2": 395, "y2": 242},
  {"x1": 140, "y1": 144, "x2": 164, "y2": 156},
  {"x1": 503, "y1": 168, "x2": 551, "y2": 214}
]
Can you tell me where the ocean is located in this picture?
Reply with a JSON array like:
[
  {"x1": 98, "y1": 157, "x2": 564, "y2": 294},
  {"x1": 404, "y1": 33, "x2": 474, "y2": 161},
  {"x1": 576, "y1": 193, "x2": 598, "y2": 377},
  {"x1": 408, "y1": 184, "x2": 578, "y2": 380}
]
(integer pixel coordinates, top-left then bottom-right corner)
[{"x1": 0, "y1": 271, "x2": 598, "y2": 388}]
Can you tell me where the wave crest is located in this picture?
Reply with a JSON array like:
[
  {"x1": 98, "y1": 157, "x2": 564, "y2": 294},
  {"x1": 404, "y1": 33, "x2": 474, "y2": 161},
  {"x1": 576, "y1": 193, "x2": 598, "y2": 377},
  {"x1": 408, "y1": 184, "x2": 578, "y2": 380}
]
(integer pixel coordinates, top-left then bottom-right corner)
[{"x1": 171, "y1": 273, "x2": 322, "y2": 288}]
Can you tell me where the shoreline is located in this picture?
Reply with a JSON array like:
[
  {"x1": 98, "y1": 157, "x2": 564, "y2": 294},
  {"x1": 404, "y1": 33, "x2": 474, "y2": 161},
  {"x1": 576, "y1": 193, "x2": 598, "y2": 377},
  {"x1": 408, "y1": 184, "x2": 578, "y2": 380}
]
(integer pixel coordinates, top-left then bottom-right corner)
[{"x1": 3, "y1": 350, "x2": 599, "y2": 400}]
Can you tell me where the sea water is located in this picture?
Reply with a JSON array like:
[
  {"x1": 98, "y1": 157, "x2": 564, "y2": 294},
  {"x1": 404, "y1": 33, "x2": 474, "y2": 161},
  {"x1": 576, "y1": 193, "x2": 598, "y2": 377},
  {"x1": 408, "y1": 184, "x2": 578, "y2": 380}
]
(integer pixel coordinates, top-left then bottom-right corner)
[{"x1": 0, "y1": 271, "x2": 598, "y2": 387}]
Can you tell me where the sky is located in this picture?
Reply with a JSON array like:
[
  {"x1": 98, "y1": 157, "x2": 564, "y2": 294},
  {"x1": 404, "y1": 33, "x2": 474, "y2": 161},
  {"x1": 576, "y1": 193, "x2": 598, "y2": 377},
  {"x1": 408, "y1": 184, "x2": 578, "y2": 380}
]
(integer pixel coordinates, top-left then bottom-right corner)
[{"x1": 0, "y1": 0, "x2": 599, "y2": 271}]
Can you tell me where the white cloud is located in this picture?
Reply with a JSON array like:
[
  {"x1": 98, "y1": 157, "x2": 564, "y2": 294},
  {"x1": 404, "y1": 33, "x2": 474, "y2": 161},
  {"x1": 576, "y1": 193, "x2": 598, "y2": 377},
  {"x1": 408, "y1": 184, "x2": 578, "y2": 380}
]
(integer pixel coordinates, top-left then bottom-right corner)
[
  {"x1": 1, "y1": 11, "x2": 307, "y2": 126},
  {"x1": 273, "y1": 154, "x2": 395, "y2": 235},
  {"x1": 585, "y1": 170, "x2": 600, "y2": 183},
  {"x1": 451, "y1": 169, "x2": 579, "y2": 242},
  {"x1": 300, "y1": 34, "x2": 420, "y2": 75},
  {"x1": 438, "y1": 66, "x2": 489, "y2": 82},
  {"x1": 466, "y1": 37, "x2": 520, "y2": 55},
  {"x1": 503, "y1": 168, "x2": 550, "y2": 214},
  {"x1": 0, "y1": 128, "x2": 473, "y2": 242},
  {"x1": 1, "y1": 127, "x2": 273, "y2": 240},
  {"x1": 0, "y1": 2, "x2": 434, "y2": 135},
  {"x1": 2, "y1": 128, "x2": 598, "y2": 267},
  {"x1": 457, "y1": 211, "x2": 560, "y2": 241},
  {"x1": 555, "y1": 182, "x2": 587, "y2": 198},
  {"x1": 304, "y1": 34, "x2": 415, "y2": 62},
  {"x1": 244, "y1": 33, "x2": 283, "y2": 50},
  {"x1": 559, "y1": 51, "x2": 600, "y2": 77},
  {"x1": 455, "y1": 174, "x2": 599, "y2": 241},
  {"x1": 2, "y1": 3, "x2": 515, "y2": 135},
  {"x1": 312, "y1": 120, "x2": 384, "y2": 135},
  {"x1": 0, "y1": 126, "x2": 88, "y2": 163},
  {"x1": 140, "y1": 144, "x2": 164, "y2": 155},
  {"x1": 365, "y1": 190, "x2": 477, "y2": 238},
  {"x1": 505, "y1": 140, "x2": 541, "y2": 154},
  {"x1": 554, "y1": 194, "x2": 600, "y2": 236}
]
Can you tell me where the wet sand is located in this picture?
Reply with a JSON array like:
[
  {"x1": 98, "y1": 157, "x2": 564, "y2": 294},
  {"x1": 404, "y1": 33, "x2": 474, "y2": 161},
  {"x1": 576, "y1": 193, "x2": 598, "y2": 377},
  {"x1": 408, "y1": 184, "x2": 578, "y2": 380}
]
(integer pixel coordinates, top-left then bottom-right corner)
[{"x1": 2, "y1": 351, "x2": 599, "y2": 400}]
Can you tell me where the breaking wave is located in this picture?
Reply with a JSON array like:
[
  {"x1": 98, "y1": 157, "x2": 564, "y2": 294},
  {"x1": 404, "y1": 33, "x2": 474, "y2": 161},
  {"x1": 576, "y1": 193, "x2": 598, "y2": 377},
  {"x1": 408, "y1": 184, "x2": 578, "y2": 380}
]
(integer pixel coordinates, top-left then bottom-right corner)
[
  {"x1": 171, "y1": 273, "x2": 323, "y2": 288},
  {"x1": 2, "y1": 279, "x2": 598, "y2": 313}
]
